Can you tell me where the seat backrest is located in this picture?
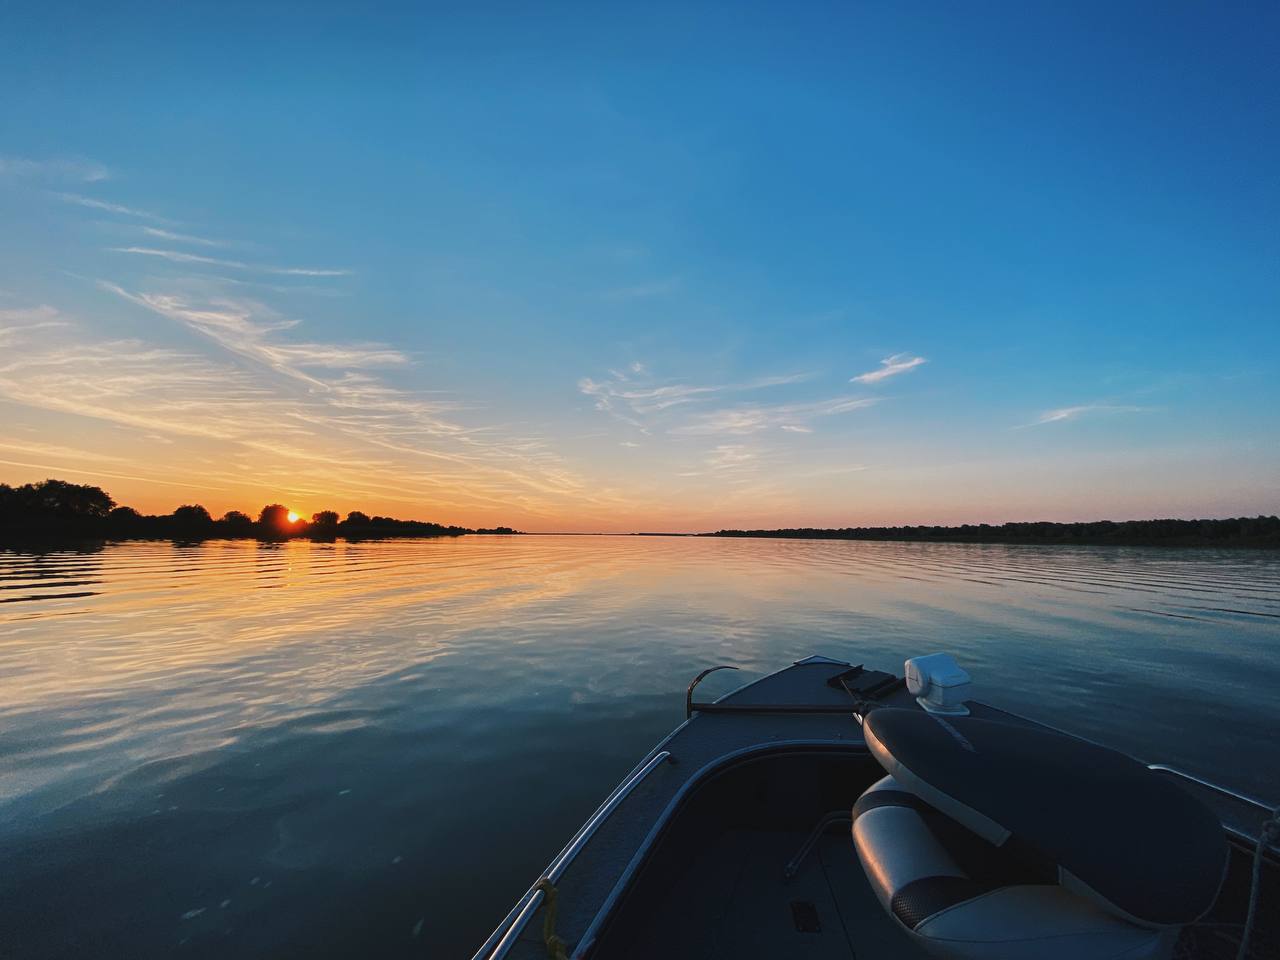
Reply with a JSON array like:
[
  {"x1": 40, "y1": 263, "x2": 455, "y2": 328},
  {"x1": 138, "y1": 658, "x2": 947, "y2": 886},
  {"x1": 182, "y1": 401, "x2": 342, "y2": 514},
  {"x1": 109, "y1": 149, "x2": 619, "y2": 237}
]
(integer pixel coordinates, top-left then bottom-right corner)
[
  {"x1": 862, "y1": 708, "x2": 1227, "y2": 927},
  {"x1": 852, "y1": 775, "x2": 1180, "y2": 959}
]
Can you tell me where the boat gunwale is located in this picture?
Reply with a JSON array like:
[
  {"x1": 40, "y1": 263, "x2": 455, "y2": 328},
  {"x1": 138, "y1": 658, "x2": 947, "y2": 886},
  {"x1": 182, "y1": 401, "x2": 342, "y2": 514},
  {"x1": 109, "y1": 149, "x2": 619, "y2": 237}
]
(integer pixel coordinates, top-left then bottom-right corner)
[
  {"x1": 473, "y1": 658, "x2": 834, "y2": 960},
  {"x1": 472, "y1": 747, "x2": 676, "y2": 960}
]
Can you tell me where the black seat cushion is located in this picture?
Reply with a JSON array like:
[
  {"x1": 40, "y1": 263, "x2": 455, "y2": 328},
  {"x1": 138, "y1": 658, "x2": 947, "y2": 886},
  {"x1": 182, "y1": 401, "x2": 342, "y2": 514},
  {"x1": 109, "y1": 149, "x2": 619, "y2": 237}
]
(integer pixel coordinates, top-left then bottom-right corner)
[{"x1": 862, "y1": 708, "x2": 1227, "y2": 927}]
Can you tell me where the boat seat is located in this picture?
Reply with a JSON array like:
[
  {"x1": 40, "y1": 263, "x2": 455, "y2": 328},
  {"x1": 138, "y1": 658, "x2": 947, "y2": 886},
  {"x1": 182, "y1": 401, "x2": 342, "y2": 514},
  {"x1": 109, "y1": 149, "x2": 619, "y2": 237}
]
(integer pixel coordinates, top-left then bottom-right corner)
[{"x1": 851, "y1": 708, "x2": 1229, "y2": 960}]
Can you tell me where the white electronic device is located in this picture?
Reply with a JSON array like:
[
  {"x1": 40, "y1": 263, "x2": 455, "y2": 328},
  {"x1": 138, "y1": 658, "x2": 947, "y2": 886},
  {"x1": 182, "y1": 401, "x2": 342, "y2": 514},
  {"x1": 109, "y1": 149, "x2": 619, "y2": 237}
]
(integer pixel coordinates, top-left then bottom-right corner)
[{"x1": 904, "y1": 653, "x2": 972, "y2": 716}]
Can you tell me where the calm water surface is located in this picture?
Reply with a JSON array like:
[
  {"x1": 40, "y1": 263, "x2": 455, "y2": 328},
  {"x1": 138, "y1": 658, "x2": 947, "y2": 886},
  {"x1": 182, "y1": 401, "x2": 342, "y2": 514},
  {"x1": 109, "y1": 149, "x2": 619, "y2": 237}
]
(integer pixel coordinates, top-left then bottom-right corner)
[{"x1": 1, "y1": 536, "x2": 1277, "y2": 957}]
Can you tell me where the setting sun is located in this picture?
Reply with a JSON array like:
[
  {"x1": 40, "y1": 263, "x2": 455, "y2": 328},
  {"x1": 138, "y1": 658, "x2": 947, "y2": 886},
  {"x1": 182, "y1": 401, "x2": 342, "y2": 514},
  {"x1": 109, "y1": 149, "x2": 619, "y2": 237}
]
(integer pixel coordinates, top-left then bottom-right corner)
[{"x1": 287, "y1": 511, "x2": 299, "y2": 523}]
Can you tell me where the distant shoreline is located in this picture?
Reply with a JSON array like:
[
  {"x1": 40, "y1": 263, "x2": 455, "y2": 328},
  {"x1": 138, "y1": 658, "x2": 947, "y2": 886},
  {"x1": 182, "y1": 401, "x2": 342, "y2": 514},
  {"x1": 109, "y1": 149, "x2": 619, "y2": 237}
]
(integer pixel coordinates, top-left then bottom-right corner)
[
  {"x1": 4, "y1": 479, "x2": 1277, "y2": 550},
  {"x1": 699, "y1": 518, "x2": 1280, "y2": 549}
]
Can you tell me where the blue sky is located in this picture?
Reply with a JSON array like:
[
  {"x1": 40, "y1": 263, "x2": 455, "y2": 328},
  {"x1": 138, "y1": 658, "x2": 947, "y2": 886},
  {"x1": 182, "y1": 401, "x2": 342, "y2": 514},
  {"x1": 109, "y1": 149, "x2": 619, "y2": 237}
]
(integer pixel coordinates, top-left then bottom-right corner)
[{"x1": 1, "y1": 3, "x2": 1277, "y2": 530}]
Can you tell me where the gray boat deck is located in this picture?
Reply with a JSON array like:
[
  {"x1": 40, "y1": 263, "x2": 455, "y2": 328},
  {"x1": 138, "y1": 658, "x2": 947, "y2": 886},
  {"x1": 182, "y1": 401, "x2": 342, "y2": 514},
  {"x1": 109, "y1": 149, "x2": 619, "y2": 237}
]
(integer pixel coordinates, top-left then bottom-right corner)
[
  {"x1": 617, "y1": 829, "x2": 929, "y2": 959},
  {"x1": 481, "y1": 657, "x2": 928, "y2": 960}
]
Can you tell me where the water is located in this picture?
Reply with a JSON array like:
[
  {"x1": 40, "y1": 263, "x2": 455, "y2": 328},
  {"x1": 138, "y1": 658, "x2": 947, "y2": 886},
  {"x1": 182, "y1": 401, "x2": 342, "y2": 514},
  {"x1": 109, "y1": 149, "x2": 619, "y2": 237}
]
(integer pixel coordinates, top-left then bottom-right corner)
[{"x1": 1, "y1": 536, "x2": 1277, "y2": 958}]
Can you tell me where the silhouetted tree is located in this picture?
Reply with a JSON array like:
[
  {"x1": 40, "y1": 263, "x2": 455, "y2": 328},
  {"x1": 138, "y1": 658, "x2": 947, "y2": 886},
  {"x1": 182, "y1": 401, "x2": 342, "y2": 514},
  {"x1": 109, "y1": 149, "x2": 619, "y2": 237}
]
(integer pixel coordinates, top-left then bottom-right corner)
[
  {"x1": 0, "y1": 479, "x2": 115, "y2": 518},
  {"x1": 258, "y1": 504, "x2": 290, "y2": 529},
  {"x1": 1, "y1": 478, "x2": 510, "y2": 543},
  {"x1": 172, "y1": 504, "x2": 213, "y2": 525}
]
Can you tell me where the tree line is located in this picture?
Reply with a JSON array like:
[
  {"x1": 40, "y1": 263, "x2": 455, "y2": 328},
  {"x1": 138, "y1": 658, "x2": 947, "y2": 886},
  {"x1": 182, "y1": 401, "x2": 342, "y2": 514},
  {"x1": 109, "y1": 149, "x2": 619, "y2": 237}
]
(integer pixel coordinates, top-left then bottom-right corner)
[
  {"x1": 0, "y1": 479, "x2": 518, "y2": 543},
  {"x1": 704, "y1": 517, "x2": 1280, "y2": 548}
]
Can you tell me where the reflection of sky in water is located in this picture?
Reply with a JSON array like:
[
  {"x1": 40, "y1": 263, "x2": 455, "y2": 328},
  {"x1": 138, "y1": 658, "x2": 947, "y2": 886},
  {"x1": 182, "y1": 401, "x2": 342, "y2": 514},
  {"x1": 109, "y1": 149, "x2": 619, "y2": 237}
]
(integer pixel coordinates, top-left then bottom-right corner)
[{"x1": 0, "y1": 537, "x2": 1277, "y2": 957}]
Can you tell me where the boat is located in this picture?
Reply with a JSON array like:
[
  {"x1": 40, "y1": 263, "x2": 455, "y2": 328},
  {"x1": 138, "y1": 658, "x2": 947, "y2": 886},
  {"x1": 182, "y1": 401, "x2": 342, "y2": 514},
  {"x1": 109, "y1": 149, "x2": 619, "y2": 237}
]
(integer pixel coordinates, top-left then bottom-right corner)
[{"x1": 473, "y1": 653, "x2": 1279, "y2": 959}]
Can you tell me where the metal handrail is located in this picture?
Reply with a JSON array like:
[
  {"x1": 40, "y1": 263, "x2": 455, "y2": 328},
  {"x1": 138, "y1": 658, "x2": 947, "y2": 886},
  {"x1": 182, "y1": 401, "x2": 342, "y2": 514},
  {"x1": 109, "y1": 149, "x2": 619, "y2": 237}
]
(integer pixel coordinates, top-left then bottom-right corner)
[
  {"x1": 474, "y1": 749, "x2": 672, "y2": 960},
  {"x1": 1011, "y1": 714, "x2": 1278, "y2": 818},
  {"x1": 1147, "y1": 763, "x2": 1274, "y2": 814},
  {"x1": 685, "y1": 665, "x2": 738, "y2": 718}
]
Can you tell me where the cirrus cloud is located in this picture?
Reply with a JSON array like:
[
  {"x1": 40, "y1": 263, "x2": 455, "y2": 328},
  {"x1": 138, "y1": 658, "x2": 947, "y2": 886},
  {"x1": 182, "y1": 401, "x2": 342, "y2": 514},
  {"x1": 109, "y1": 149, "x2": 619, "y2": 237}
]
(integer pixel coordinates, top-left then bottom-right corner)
[
  {"x1": 1032, "y1": 403, "x2": 1149, "y2": 425},
  {"x1": 851, "y1": 353, "x2": 927, "y2": 384},
  {"x1": 1, "y1": 155, "x2": 109, "y2": 183}
]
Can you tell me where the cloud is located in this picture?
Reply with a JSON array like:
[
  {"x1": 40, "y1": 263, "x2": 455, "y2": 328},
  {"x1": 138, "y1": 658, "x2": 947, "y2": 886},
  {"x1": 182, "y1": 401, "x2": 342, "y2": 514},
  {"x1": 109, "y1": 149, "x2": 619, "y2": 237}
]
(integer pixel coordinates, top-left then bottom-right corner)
[
  {"x1": 140, "y1": 226, "x2": 226, "y2": 248},
  {"x1": 1031, "y1": 404, "x2": 1148, "y2": 425},
  {"x1": 0, "y1": 308, "x2": 65, "y2": 327},
  {"x1": 707, "y1": 444, "x2": 755, "y2": 469},
  {"x1": 0, "y1": 438, "x2": 129, "y2": 464},
  {"x1": 0, "y1": 457, "x2": 216, "y2": 490},
  {"x1": 55, "y1": 192, "x2": 168, "y2": 221},
  {"x1": 852, "y1": 353, "x2": 927, "y2": 384},
  {"x1": 578, "y1": 367, "x2": 812, "y2": 425},
  {"x1": 0, "y1": 305, "x2": 68, "y2": 345},
  {"x1": 111, "y1": 247, "x2": 350, "y2": 277},
  {"x1": 0, "y1": 303, "x2": 625, "y2": 522},
  {"x1": 579, "y1": 378, "x2": 719, "y2": 416},
  {"x1": 100, "y1": 285, "x2": 406, "y2": 381},
  {"x1": 674, "y1": 396, "x2": 877, "y2": 436},
  {"x1": 1, "y1": 156, "x2": 108, "y2": 182}
]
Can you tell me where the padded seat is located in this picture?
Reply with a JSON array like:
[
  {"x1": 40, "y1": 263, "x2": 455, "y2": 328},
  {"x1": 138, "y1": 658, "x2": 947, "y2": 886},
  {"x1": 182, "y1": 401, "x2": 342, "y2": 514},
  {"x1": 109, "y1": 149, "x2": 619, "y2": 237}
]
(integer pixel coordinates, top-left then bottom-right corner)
[
  {"x1": 851, "y1": 708, "x2": 1228, "y2": 959},
  {"x1": 852, "y1": 776, "x2": 1176, "y2": 959}
]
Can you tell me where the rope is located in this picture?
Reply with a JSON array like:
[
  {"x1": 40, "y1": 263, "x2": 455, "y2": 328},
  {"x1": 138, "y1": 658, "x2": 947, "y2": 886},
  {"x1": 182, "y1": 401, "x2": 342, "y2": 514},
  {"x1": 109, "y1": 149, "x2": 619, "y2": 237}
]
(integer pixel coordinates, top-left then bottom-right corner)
[
  {"x1": 533, "y1": 878, "x2": 570, "y2": 960},
  {"x1": 1236, "y1": 805, "x2": 1280, "y2": 960}
]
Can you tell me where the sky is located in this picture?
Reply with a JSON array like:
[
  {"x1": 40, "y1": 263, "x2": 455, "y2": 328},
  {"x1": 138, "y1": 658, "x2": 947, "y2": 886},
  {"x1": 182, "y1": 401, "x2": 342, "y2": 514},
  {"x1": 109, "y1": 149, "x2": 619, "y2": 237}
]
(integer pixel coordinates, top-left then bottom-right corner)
[{"x1": 1, "y1": 3, "x2": 1277, "y2": 532}]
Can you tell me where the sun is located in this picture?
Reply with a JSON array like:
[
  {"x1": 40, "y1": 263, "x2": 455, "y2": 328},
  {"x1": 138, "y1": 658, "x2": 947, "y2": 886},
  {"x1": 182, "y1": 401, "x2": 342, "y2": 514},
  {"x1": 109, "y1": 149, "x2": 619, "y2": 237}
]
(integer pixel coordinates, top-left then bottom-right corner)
[{"x1": 287, "y1": 511, "x2": 300, "y2": 523}]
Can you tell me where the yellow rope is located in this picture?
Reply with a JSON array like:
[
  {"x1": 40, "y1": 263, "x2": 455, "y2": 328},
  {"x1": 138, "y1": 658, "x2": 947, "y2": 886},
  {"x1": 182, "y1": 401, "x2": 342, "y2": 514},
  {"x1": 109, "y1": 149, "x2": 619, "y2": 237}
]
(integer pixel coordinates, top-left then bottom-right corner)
[{"x1": 533, "y1": 878, "x2": 570, "y2": 960}]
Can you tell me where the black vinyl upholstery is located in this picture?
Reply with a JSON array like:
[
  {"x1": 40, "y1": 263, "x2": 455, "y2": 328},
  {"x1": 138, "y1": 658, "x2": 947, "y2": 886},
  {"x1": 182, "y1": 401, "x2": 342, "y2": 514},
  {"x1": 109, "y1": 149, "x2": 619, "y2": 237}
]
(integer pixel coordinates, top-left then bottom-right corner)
[
  {"x1": 890, "y1": 876, "x2": 991, "y2": 929},
  {"x1": 862, "y1": 708, "x2": 1227, "y2": 927}
]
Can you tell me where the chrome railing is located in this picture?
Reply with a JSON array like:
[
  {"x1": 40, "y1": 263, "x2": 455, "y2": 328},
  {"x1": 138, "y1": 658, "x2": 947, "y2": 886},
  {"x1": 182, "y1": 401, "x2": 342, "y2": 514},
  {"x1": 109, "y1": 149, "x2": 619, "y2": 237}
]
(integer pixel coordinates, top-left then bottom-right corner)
[{"x1": 1147, "y1": 764, "x2": 1274, "y2": 813}]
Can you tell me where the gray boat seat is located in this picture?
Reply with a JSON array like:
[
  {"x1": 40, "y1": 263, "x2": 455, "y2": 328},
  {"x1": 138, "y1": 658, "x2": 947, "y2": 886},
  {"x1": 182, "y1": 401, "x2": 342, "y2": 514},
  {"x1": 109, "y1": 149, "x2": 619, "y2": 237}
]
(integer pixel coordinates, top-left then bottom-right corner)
[
  {"x1": 853, "y1": 775, "x2": 1176, "y2": 958},
  {"x1": 851, "y1": 708, "x2": 1228, "y2": 959}
]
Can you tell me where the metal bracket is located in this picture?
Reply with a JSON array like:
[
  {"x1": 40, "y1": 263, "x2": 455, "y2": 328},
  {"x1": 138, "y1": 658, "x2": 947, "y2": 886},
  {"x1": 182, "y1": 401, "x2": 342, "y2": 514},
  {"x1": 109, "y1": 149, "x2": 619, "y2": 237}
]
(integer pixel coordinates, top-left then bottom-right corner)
[{"x1": 784, "y1": 810, "x2": 853, "y2": 881}]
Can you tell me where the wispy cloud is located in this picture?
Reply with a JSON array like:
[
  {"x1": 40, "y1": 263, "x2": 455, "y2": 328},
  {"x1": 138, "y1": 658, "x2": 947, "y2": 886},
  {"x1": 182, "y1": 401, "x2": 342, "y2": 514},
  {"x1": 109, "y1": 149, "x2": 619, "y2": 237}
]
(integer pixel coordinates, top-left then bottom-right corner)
[
  {"x1": 56, "y1": 192, "x2": 168, "y2": 221},
  {"x1": 1031, "y1": 404, "x2": 1148, "y2": 425},
  {"x1": 140, "y1": 226, "x2": 226, "y2": 248},
  {"x1": 110, "y1": 247, "x2": 350, "y2": 277},
  {"x1": 674, "y1": 396, "x2": 877, "y2": 436},
  {"x1": 852, "y1": 353, "x2": 927, "y2": 384},
  {"x1": 100, "y1": 285, "x2": 403, "y2": 376},
  {"x1": 0, "y1": 302, "x2": 623, "y2": 523},
  {"x1": 579, "y1": 377, "x2": 719, "y2": 417},
  {"x1": 1, "y1": 155, "x2": 108, "y2": 182},
  {"x1": 0, "y1": 457, "x2": 217, "y2": 490},
  {"x1": 0, "y1": 306, "x2": 70, "y2": 351},
  {"x1": 579, "y1": 368, "x2": 812, "y2": 424},
  {"x1": 576, "y1": 362, "x2": 869, "y2": 477},
  {"x1": 0, "y1": 438, "x2": 130, "y2": 464},
  {"x1": 707, "y1": 444, "x2": 756, "y2": 469}
]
